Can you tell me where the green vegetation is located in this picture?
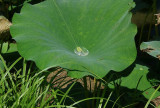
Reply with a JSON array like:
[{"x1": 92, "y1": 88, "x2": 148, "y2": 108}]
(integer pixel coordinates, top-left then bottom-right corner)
[{"x1": 0, "y1": 0, "x2": 160, "y2": 107}]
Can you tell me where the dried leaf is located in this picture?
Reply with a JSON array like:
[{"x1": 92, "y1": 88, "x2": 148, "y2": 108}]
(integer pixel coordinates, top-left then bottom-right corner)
[{"x1": 0, "y1": 16, "x2": 12, "y2": 41}]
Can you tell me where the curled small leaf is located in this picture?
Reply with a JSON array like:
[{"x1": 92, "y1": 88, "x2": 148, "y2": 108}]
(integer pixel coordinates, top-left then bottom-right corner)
[{"x1": 141, "y1": 41, "x2": 160, "y2": 60}]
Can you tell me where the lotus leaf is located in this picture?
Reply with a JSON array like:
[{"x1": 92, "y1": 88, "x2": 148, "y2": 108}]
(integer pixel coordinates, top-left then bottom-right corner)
[
  {"x1": 109, "y1": 64, "x2": 160, "y2": 99},
  {"x1": 11, "y1": 0, "x2": 137, "y2": 78}
]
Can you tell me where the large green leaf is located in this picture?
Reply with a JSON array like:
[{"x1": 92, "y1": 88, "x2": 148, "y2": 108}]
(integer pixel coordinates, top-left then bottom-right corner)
[
  {"x1": 140, "y1": 41, "x2": 160, "y2": 60},
  {"x1": 10, "y1": 0, "x2": 137, "y2": 78}
]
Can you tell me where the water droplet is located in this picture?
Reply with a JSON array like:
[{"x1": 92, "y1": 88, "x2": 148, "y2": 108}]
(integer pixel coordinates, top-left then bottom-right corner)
[
  {"x1": 74, "y1": 46, "x2": 89, "y2": 56},
  {"x1": 140, "y1": 68, "x2": 143, "y2": 71}
]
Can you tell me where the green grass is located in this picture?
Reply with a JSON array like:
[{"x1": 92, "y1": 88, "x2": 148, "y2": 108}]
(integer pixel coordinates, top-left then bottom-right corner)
[
  {"x1": 0, "y1": 54, "x2": 76, "y2": 107},
  {"x1": 0, "y1": 55, "x2": 50, "y2": 107}
]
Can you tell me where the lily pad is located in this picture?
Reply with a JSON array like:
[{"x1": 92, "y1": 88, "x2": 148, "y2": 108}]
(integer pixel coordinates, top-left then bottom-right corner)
[
  {"x1": 10, "y1": 0, "x2": 137, "y2": 78},
  {"x1": 140, "y1": 41, "x2": 160, "y2": 60}
]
